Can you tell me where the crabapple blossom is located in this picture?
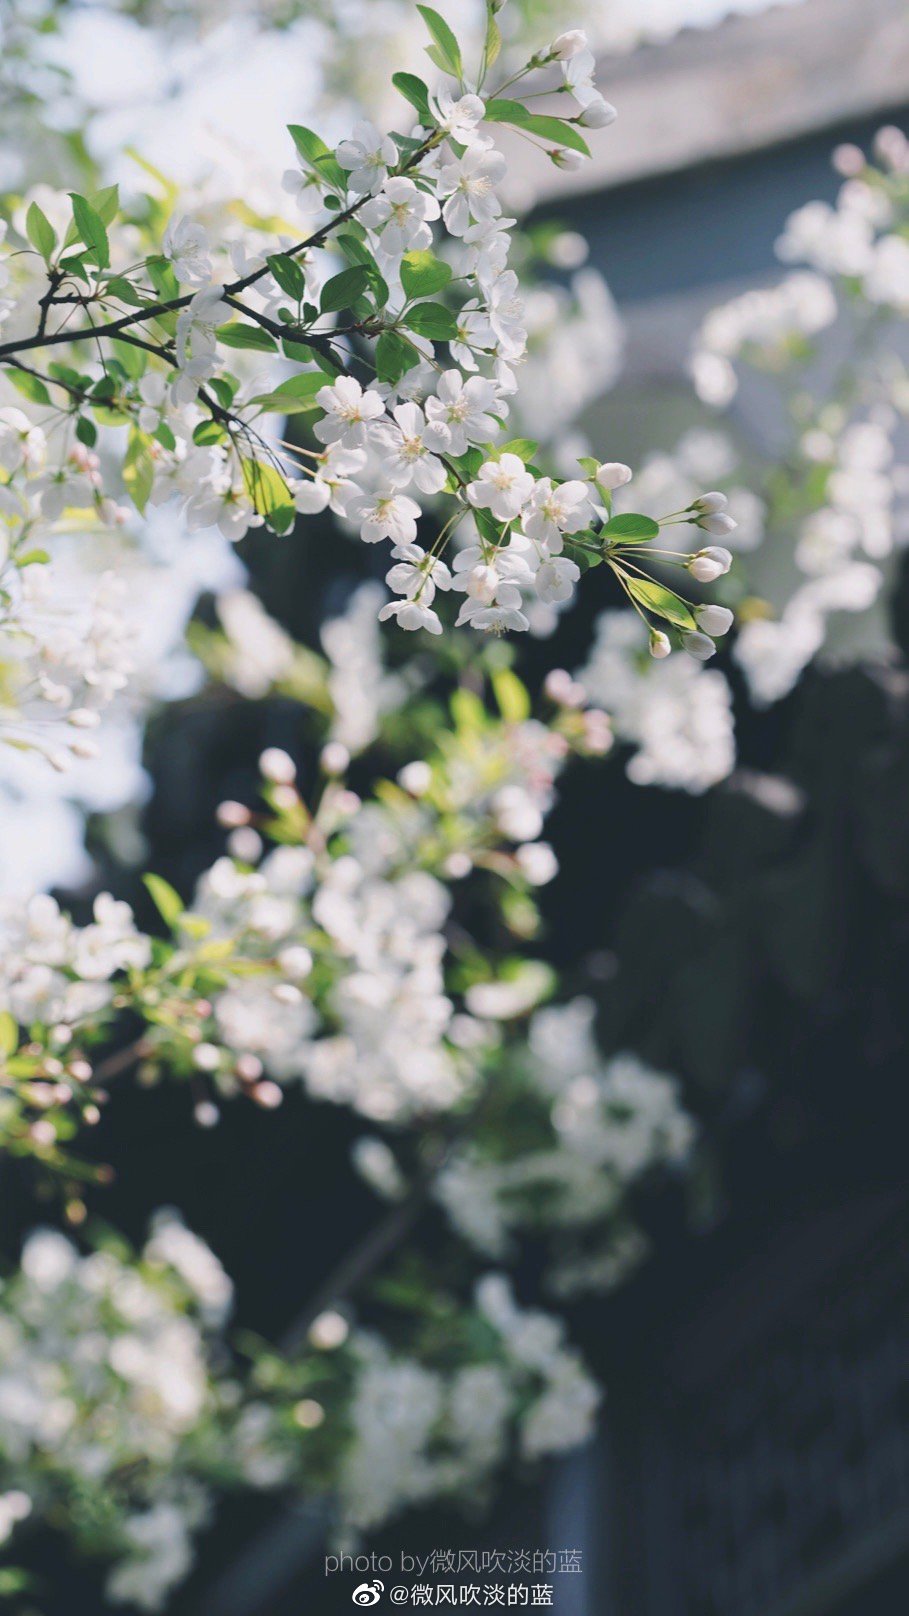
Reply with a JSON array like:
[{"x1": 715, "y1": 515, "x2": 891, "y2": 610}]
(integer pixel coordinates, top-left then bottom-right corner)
[
  {"x1": 467, "y1": 454, "x2": 535, "y2": 522},
  {"x1": 336, "y1": 121, "x2": 398, "y2": 195}
]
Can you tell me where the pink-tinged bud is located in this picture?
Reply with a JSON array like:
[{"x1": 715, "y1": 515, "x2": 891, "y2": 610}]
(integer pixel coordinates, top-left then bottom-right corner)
[
  {"x1": 320, "y1": 741, "x2": 349, "y2": 776},
  {"x1": 649, "y1": 630, "x2": 671, "y2": 659},
  {"x1": 550, "y1": 29, "x2": 588, "y2": 58},
  {"x1": 217, "y1": 800, "x2": 251, "y2": 828},
  {"x1": 833, "y1": 143, "x2": 864, "y2": 177},
  {"x1": 259, "y1": 747, "x2": 296, "y2": 784},
  {"x1": 550, "y1": 147, "x2": 585, "y2": 172}
]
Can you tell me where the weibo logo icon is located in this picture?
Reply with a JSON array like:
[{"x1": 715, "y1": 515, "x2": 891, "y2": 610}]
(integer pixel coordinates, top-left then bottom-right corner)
[{"x1": 352, "y1": 1581, "x2": 384, "y2": 1606}]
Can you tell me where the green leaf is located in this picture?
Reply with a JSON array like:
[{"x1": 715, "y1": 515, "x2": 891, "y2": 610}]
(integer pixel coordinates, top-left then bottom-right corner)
[
  {"x1": 146, "y1": 255, "x2": 180, "y2": 300},
  {"x1": 499, "y1": 437, "x2": 538, "y2": 463},
  {"x1": 0, "y1": 1011, "x2": 18, "y2": 1057},
  {"x1": 402, "y1": 301, "x2": 457, "y2": 339},
  {"x1": 562, "y1": 539, "x2": 602, "y2": 572},
  {"x1": 401, "y1": 250, "x2": 452, "y2": 300},
  {"x1": 287, "y1": 124, "x2": 346, "y2": 192},
  {"x1": 249, "y1": 370, "x2": 324, "y2": 413},
  {"x1": 241, "y1": 456, "x2": 293, "y2": 524},
  {"x1": 144, "y1": 873, "x2": 184, "y2": 930},
  {"x1": 6, "y1": 368, "x2": 51, "y2": 406},
  {"x1": 26, "y1": 202, "x2": 56, "y2": 262},
  {"x1": 111, "y1": 338, "x2": 147, "y2": 379},
  {"x1": 484, "y1": 99, "x2": 591, "y2": 157},
  {"x1": 91, "y1": 183, "x2": 121, "y2": 227},
  {"x1": 625, "y1": 576, "x2": 696, "y2": 630},
  {"x1": 75, "y1": 415, "x2": 97, "y2": 448},
  {"x1": 603, "y1": 513, "x2": 660, "y2": 541},
  {"x1": 68, "y1": 192, "x2": 110, "y2": 270},
  {"x1": 375, "y1": 329, "x2": 418, "y2": 384},
  {"x1": 392, "y1": 72, "x2": 431, "y2": 121},
  {"x1": 216, "y1": 322, "x2": 278, "y2": 352},
  {"x1": 481, "y1": 6, "x2": 502, "y2": 81},
  {"x1": 320, "y1": 264, "x2": 370, "y2": 313},
  {"x1": 492, "y1": 667, "x2": 530, "y2": 724},
  {"x1": 267, "y1": 253, "x2": 308, "y2": 302},
  {"x1": 193, "y1": 419, "x2": 228, "y2": 446},
  {"x1": 122, "y1": 429, "x2": 155, "y2": 514},
  {"x1": 417, "y1": 5, "x2": 463, "y2": 77}
]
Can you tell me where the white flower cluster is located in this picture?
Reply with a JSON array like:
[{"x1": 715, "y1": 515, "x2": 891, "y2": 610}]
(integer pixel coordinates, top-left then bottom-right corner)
[
  {"x1": 0, "y1": 1217, "x2": 233, "y2": 1611},
  {"x1": 185, "y1": 704, "x2": 581, "y2": 1121},
  {"x1": 0, "y1": 890, "x2": 150, "y2": 1028},
  {"x1": 578, "y1": 612, "x2": 735, "y2": 792},
  {"x1": 337, "y1": 1272, "x2": 601, "y2": 1531},
  {"x1": 688, "y1": 130, "x2": 909, "y2": 704},
  {"x1": 189, "y1": 843, "x2": 466, "y2": 1121},
  {"x1": 690, "y1": 272, "x2": 838, "y2": 409},
  {"x1": 434, "y1": 999, "x2": 694, "y2": 1289}
]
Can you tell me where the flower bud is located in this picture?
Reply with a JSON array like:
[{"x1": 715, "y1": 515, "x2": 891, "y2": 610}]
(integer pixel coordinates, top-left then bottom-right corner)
[
  {"x1": 688, "y1": 546, "x2": 732, "y2": 582},
  {"x1": 698, "y1": 511, "x2": 737, "y2": 537},
  {"x1": 193, "y1": 1042, "x2": 221, "y2": 1072},
  {"x1": 550, "y1": 29, "x2": 588, "y2": 58},
  {"x1": 833, "y1": 143, "x2": 864, "y2": 177},
  {"x1": 217, "y1": 800, "x2": 251, "y2": 828},
  {"x1": 259, "y1": 747, "x2": 296, "y2": 784},
  {"x1": 278, "y1": 945, "x2": 313, "y2": 980},
  {"x1": 681, "y1": 630, "x2": 717, "y2": 662},
  {"x1": 692, "y1": 491, "x2": 727, "y2": 515},
  {"x1": 550, "y1": 148, "x2": 585, "y2": 172},
  {"x1": 594, "y1": 461, "x2": 632, "y2": 489},
  {"x1": 398, "y1": 760, "x2": 432, "y2": 796},
  {"x1": 309, "y1": 1309, "x2": 349, "y2": 1350},
  {"x1": 320, "y1": 741, "x2": 349, "y2": 776},
  {"x1": 649, "y1": 630, "x2": 671, "y2": 659},
  {"x1": 695, "y1": 604, "x2": 734, "y2": 637},
  {"x1": 227, "y1": 827, "x2": 262, "y2": 863},
  {"x1": 577, "y1": 96, "x2": 618, "y2": 129}
]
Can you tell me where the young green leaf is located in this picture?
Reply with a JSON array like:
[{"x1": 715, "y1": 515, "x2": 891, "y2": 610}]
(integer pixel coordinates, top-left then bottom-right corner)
[
  {"x1": 392, "y1": 72, "x2": 432, "y2": 122},
  {"x1": 26, "y1": 202, "x2": 56, "y2": 263},
  {"x1": 143, "y1": 873, "x2": 185, "y2": 930},
  {"x1": 7, "y1": 368, "x2": 51, "y2": 406},
  {"x1": 402, "y1": 301, "x2": 457, "y2": 339},
  {"x1": 417, "y1": 5, "x2": 463, "y2": 78},
  {"x1": 492, "y1": 666, "x2": 530, "y2": 724},
  {"x1": 241, "y1": 457, "x2": 293, "y2": 523},
  {"x1": 624, "y1": 576, "x2": 696, "y2": 629},
  {"x1": 249, "y1": 371, "x2": 324, "y2": 414},
  {"x1": 376, "y1": 330, "x2": 419, "y2": 384},
  {"x1": 287, "y1": 125, "x2": 346, "y2": 192},
  {"x1": 603, "y1": 513, "x2": 660, "y2": 541},
  {"x1": 483, "y1": 99, "x2": 591, "y2": 157},
  {"x1": 122, "y1": 430, "x2": 155, "y2": 514},
  {"x1": 267, "y1": 253, "x2": 308, "y2": 302},
  {"x1": 68, "y1": 193, "x2": 110, "y2": 270},
  {"x1": 216, "y1": 322, "x2": 278, "y2": 353},
  {"x1": 498, "y1": 437, "x2": 538, "y2": 464},
  {"x1": 401, "y1": 250, "x2": 452, "y2": 299},
  {"x1": 320, "y1": 264, "x2": 371, "y2": 312},
  {"x1": 0, "y1": 1011, "x2": 17, "y2": 1059}
]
